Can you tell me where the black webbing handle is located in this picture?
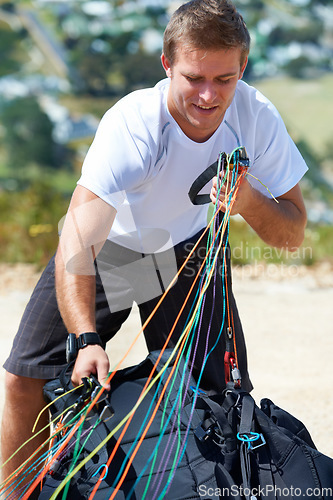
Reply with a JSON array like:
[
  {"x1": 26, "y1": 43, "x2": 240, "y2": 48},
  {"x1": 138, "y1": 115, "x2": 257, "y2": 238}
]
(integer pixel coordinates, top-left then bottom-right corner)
[
  {"x1": 188, "y1": 160, "x2": 219, "y2": 205},
  {"x1": 188, "y1": 148, "x2": 250, "y2": 205}
]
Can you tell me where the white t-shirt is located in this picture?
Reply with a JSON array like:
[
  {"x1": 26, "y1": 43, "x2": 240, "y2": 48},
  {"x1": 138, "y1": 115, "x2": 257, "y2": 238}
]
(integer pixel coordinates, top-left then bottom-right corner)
[{"x1": 78, "y1": 79, "x2": 308, "y2": 253}]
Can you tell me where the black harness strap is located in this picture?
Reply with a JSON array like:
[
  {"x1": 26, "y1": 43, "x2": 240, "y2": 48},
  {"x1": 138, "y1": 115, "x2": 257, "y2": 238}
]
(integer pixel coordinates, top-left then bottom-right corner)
[
  {"x1": 195, "y1": 395, "x2": 237, "y2": 453},
  {"x1": 188, "y1": 160, "x2": 220, "y2": 205}
]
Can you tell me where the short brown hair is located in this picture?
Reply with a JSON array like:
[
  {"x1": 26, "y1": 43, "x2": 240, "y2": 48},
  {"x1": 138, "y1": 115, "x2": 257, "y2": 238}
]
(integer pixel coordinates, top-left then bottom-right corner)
[{"x1": 163, "y1": 0, "x2": 250, "y2": 66}]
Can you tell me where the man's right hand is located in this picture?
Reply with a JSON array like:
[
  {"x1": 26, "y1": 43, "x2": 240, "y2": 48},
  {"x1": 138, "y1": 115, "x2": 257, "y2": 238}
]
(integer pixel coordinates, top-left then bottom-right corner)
[{"x1": 71, "y1": 344, "x2": 111, "y2": 391}]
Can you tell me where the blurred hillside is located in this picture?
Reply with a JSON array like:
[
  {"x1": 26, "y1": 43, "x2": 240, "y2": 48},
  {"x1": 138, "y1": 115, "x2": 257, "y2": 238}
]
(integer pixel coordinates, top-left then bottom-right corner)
[{"x1": 0, "y1": 0, "x2": 332, "y2": 266}]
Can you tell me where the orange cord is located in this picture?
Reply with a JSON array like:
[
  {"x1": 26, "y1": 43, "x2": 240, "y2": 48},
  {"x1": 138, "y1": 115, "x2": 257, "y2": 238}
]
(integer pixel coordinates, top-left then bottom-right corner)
[
  {"x1": 104, "y1": 177, "x2": 246, "y2": 500},
  {"x1": 19, "y1": 165, "x2": 247, "y2": 500},
  {"x1": 108, "y1": 317, "x2": 194, "y2": 500},
  {"x1": 20, "y1": 213, "x2": 219, "y2": 500},
  {"x1": 88, "y1": 206, "x2": 229, "y2": 500},
  {"x1": 103, "y1": 177, "x2": 246, "y2": 500}
]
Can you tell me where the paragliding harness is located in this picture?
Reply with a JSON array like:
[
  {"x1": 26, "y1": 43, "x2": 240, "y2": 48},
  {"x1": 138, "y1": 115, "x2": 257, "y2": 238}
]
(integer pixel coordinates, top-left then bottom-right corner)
[
  {"x1": 38, "y1": 148, "x2": 333, "y2": 499},
  {"x1": 39, "y1": 347, "x2": 333, "y2": 500}
]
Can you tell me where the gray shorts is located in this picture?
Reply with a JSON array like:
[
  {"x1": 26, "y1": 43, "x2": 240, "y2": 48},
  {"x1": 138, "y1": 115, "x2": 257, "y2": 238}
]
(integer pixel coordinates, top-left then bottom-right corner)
[{"x1": 4, "y1": 231, "x2": 252, "y2": 393}]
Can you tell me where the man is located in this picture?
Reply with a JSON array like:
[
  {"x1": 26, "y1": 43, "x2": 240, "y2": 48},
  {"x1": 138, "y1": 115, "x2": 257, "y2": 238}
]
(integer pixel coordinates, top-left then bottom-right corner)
[{"x1": 1, "y1": 0, "x2": 307, "y2": 492}]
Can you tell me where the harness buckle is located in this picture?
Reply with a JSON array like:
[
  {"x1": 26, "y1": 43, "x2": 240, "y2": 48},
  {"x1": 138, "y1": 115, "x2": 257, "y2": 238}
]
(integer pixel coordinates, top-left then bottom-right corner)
[
  {"x1": 195, "y1": 422, "x2": 215, "y2": 442},
  {"x1": 195, "y1": 418, "x2": 224, "y2": 445},
  {"x1": 237, "y1": 432, "x2": 266, "y2": 450}
]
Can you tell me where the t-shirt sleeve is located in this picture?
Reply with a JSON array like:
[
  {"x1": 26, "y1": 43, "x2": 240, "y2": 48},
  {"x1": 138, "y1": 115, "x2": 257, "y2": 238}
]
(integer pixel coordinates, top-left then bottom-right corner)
[
  {"x1": 247, "y1": 92, "x2": 308, "y2": 198},
  {"x1": 77, "y1": 101, "x2": 153, "y2": 210}
]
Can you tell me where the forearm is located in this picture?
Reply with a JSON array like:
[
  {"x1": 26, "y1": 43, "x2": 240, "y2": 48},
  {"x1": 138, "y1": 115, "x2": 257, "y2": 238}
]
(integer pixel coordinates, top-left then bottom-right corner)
[
  {"x1": 55, "y1": 247, "x2": 97, "y2": 334},
  {"x1": 55, "y1": 246, "x2": 110, "y2": 389},
  {"x1": 54, "y1": 186, "x2": 116, "y2": 386},
  {"x1": 55, "y1": 185, "x2": 116, "y2": 334},
  {"x1": 239, "y1": 183, "x2": 307, "y2": 250}
]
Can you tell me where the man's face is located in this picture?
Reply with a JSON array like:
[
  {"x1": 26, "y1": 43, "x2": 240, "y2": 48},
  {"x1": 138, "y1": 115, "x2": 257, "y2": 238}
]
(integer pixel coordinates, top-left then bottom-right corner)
[{"x1": 161, "y1": 46, "x2": 247, "y2": 143}]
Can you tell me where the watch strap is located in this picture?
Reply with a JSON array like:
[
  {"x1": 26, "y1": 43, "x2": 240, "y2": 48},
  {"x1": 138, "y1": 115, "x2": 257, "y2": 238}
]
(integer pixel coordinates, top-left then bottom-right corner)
[{"x1": 77, "y1": 332, "x2": 103, "y2": 350}]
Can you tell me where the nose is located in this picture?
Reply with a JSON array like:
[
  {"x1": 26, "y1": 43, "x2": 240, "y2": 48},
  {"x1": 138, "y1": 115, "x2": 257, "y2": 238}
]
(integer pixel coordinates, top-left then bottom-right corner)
[{"x1": 198, "y1": 82, "x2": 217, "y2": 103}]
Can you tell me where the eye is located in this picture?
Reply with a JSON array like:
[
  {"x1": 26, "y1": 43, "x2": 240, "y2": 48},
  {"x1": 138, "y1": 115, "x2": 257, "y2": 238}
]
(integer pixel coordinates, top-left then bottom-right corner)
[
  {"x1": 185, "y1": 75, "x2": 199, "y2": 83},
  {"x1": 218, "y1": 78, "x2": 232, "y2": 85}
]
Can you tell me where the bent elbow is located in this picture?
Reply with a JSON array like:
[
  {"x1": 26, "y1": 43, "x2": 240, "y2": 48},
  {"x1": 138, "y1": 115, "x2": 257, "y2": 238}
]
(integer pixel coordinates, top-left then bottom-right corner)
[{"x1": 287, "y1": 212, "x2": 308, "y2": 251}]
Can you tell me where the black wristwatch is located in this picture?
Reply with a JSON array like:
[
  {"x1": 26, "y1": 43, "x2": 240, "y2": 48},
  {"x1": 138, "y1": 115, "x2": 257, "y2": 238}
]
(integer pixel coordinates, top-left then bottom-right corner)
[{"x1": 65, "y1": 332, "x2": 103, "y2": 363}]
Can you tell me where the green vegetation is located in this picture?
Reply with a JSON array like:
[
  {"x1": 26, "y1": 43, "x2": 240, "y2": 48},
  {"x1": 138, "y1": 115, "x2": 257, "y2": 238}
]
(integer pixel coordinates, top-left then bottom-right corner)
[
  {"x1": 0, "y1": 162, "x2": 78, "y2": 194},
  {"x1": 1, "y1": 73, "x2": 332, "y2": 267},
  {"x1": 228, "y1": 219, "x2": 333, "y2": 267},
  {"x1": 0, "y1": 1, "x2": 332, "y2": 268},
  {"x1": 1, "y1": 185, "x2": 332, "y2": 267},
  {"x1": 1, "y1": 97, "x2": 56, "y2": 169},
  {"x1": 0, "y1": 20, "x2": 28, "y2": 76},
  {"x1": 0, "y1": 181, "x2": 70, "y2": 266},
  {"x1": 254, "y1": 74, "x2": 333, "y2": 157}
]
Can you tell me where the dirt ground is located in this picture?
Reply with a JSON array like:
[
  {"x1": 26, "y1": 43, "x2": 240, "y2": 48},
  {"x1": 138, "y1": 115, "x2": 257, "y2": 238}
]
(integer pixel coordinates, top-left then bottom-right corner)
[{"x1": 0, "y1": 261, "x2": 332, "y2": 459}]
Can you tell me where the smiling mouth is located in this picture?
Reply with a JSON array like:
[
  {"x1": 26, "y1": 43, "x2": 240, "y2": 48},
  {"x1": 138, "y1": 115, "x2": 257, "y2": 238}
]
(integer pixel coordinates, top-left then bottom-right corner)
[{"x1": 194, "y1": 104, "x2": 218, "y2": 111}]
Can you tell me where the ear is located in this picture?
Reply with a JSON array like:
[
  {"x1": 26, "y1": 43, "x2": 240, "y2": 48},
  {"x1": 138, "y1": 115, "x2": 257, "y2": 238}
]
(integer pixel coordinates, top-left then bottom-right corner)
[
  {"x1": 239, "y1": 56, "x2": 248, "y2": 80},
  {"x1": 161, "y1": 53, "x2": 172, "y2": 78}
]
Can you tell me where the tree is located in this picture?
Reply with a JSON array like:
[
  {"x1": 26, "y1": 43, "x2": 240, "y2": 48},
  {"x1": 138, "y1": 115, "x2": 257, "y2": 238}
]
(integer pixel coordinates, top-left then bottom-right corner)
[
  {"x1": 0, "y1": 24, "x2": 27, "y2": 76},
  {"x1": 1, "y1": 96, "x2": 56, "y2": 169},
  {"x1": 118, "y1": 51, "x2": 165, "y2": 94}
]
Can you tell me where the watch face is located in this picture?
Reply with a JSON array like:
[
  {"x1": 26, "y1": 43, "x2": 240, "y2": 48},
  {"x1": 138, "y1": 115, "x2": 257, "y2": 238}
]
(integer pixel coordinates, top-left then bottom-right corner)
[
  {"x1": 66, "y1": 334, "x2": 78, "y2": 363},
  {"x1": 66, "y1": 336, "x2": 70, "y2": 359}
]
